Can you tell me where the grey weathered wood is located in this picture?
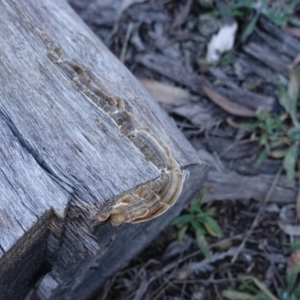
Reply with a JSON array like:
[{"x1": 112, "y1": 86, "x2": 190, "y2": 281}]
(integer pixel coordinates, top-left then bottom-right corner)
[
  {"x1": 0, "y1": 0, "x2": 207, "y2": 299},
  {"x1": 203, "y1": 169, "x2": 297, "y2": 204}
]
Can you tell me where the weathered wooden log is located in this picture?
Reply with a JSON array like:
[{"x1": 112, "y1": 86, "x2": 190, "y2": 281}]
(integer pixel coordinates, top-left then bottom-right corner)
[{"x1": 0, "y1": 0, "x2": 208, "y2": 299}]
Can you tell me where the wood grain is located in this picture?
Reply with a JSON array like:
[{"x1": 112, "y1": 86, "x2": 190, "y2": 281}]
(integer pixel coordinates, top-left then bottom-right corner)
[{"x1": 0, "y1": 0, "x2": 207, "y2": 298}]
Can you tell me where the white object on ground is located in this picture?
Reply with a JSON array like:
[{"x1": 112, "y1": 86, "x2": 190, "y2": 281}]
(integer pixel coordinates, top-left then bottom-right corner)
[{"x1": 206, "y1": 22, "x2": 238, "y2": 62}]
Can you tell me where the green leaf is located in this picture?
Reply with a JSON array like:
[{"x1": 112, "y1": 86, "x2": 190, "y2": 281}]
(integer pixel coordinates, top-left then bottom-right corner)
[
  {"x1": 287, "y1": 68, "x2": 300, "y2": 127},
  {"x1": 190, "y1": 200, "x2": 201, "y2": 213},
  {"x1": 243, "y1": 276, "x2": 279, "y2": 300},
  {"x1": 201, "y1": 10, "x2": 220, "y2": 17},
  {"x1": 278, "y1": 69, "x2": 300, "y2": 128},
  {"x1": 172, "y1": 214, "x2": 194, "y2": 225},
  {"x1": 195, "y1": 231, "x2": 211, "y2": 258},
  {"x1": 276, "y1": 288, "x2": 285, "y2": 299},
  {"x1": 264, "y1": 113, "x2": 276, "y2": 135},
  {"x1": 260, "y1": 133, "x2": 268, "y2": 146},
  {"x1": 278, "y1": 85, "x2": 292, "y2": 114},
  {"x1": 264, "y1": 10, "x2": 287, "y2": 27},
  {"x1": 287, "y1": 68, "x2": 300, "y2": 104},
  {"x1": 289, "y1": 16, "x2": 300, "y2": 27},
  {"x1": 255, "y1": 148, "x2": 268, "y2": 166},
  {"x1": 205, "y1": 207, "x2": 215, "y2": 216},
  {"x1": 222, "y1": 290, "x2": 254, "y2": 300},
  {"x1": 283, "y1": 142, "x2": 299, "y2": 180},
  {"x1": 283, "y1": 240, "x2": 300, "y2": 250},
  {"x1": 177, "y1": 224, "x2": 188, "y2": 243},
  {"x1": 249, "y1": 294, "x2": 270, "y2": 300},
  {"x1": 241, "y1": 13, "x2": 259, "y2": 41},
  {"x1": 290, "y1": 293, "x2": 298, "y2": 300},
  {"x1": 269, "y1": 139, "x2": 287, "y2": 149},
  {"x1": 257, "y1": 109, "x2": 269, "y2": 122},
  {"x1": 221, "y1": 7, "x2": 248, "y2": 17},
  {"x1": 191, "y1": 220, "x2": 206, "y2": 235},
  {"x1": 288, "y1": 127, "x2": 300, "y2": 140},
  {"x1": 293, "y1": 285, "x2": 300, "y2": 297},
  {"x1": 286, "y1": 250, "x2": 300, "y2": 290},
  {"x1": 203, "y1": 216, "x2": 223, "y2": 238},
  {"x1": 239, "y1": 280, "x2": 257, "y2": 293},
  {"x1": 226, "y1": 0, "x2": 255, "y2": 10},
  {"x1": 242, "y1": 123, "x2": 258, "y2": 131},
  {"x1": 196, "y1": 212, "x2": 207, "y2": 223}
]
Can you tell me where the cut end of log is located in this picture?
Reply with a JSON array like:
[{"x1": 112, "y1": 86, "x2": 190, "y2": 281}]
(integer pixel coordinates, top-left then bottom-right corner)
[
  {"x1": 97, "y1": 125, "x2": 191, "y2": 226},
  {"x1": 99, "y1": 168, "x2": 190, "y2": 226}
]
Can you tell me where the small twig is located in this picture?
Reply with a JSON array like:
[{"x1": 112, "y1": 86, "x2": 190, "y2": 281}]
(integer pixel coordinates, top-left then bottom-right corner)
[
  {"x1": 98, "y1": 274, "x2": 117, "y2": 300},
  {"x1": 152, "y1": 277, "x2": 190, "y2": 300},
  {"x1": 152, "y1": 278, "x2": 171, "y2": 300},
  {"x1": 213, "y1": 283, "x2": 224, "y2": 300},
  {"x1": 180, "y1": 279, "x2": 187, "y2": 299},
  {"x1": 231, "y1": 167, "x2": 283, "y2": 263},
  {"x1": 120, "y1": 22, "x2": 133, "y2": 63},
  {"x1": 149, "y1": 252, "x2": 184, "y2": 299},
  {"x1": 175, "y1": 278, "x2": 238, "y2": 284}
]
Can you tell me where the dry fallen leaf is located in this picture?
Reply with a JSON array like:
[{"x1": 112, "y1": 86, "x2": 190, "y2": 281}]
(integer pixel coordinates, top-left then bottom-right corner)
[
  {"x1": 226, "y1": 117, "x2": 243, "y2": 129},
  {"x1": 201, "y1": 84, "x2": 256, "y2": 117},
  {"x1": 139, "y1": 78, "x2": 190, "y2": 106},
  {"x1": 171, "y1": 0, "x2": 193, "y2": 29},
  {"x1": 290, "y1": 52, "x2": 300, "y2": 69},
  {"x1": 285, "y1": 27, "x2": 300, "y2": 39}
]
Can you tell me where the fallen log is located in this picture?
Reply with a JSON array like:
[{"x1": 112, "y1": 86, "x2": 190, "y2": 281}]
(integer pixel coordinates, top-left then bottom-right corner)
[{"x1": 0, "y1": 0, "x2": 207, "y2": 299}]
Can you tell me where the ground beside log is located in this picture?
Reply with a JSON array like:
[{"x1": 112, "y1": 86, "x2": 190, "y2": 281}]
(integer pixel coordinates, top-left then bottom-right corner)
[
  {"x1": 68, "y1": 0, "x2": 300, "y2": 299},
  {"x1": 0, "y1": 0, "x2": 207, "y2": 299}
]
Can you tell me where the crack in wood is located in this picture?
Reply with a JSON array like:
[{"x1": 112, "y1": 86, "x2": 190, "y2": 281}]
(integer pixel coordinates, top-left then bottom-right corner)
[{"x1": 39, "y1": 31, "x2": 189, "y2": 225}]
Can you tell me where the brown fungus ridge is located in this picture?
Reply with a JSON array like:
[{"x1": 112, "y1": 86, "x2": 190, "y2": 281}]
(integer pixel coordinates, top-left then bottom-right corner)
[
  {"x1": 40, "y1": 32, "x2": 189, "y2": 225},
  {"x1": 102, "y1": 161, "x2": 189, "y2": 226}
]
